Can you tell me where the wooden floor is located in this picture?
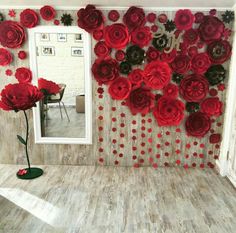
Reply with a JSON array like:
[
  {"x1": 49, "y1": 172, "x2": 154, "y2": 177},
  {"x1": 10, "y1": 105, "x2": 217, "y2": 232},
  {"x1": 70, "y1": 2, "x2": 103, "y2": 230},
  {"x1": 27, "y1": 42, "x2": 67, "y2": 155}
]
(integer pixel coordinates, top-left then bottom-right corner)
[{"x1": 0, "y1": 165, "x2": 235, "y2": 233}]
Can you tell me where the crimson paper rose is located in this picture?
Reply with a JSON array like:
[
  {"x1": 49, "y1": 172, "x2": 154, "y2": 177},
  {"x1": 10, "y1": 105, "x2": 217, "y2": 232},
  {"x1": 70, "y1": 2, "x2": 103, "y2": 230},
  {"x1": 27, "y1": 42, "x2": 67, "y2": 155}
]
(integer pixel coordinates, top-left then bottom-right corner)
[
  {"x1": 20, "y1": 9, "x2": 39, "y2": 28},
  {"x1": 104, "y1": 23, "x2": 130, "y2": 50},
  {"x1": 0, "y1": 48, "x2": 12, "y2": 66},
  {"x1": 174, "y1": 9, "x2": 194, "y2": 31},
  {"x1": 163, "y1": 83, "x2": 178, "y2": 98},
  {"x1": 38, "y1": 78, "x2": 60, "y2": 95},
  {"x1": 171, "y1": 55, "x2": 191, "y2": 74},
  {"x1": 200, "y1": 97, "x2": 223, "y2": 117},
  {"x1": 0, "y1": 21, "x2": 25, "y2": 48},
  {"x1": 15, "y1": 67, "x2": 32, "y2": 84},
  {"x1": 94, "y1": 41, "x2": 111, "y2": 58},
  {"x1": 131, "y1": 26, "x2": 152, "y2": 48},
  {"x1": 18, "y1": 50, "x2": 27, "y2": 60},
  {"x1": 108, "y1": 77, "x2": 131, "y2": 100},
  {"x1": 198, "y1": 16, "x2": 224, "y2": 43},
  {"x1": 143, "y1": 60, "x2": 171, "y2": 90},
  {"x1": 191, "y1": 53, "x2": 211, "y2": 74},
  {"x1": 123, "y1": 6, "x2": 146, "y2": 31},
  {"x1": 128, "y1": 69, "x2": 144, "y2": 87},
  {"x1": 179, "y1": 74, "x2": 209, "y2": 102},
  {"x1": 40, "y1": 5, "x2": 56, "y2": 21},
  {"x1": 153, "y1": 96, "x2": 185, "y2": 126},
  {"x1": 77, "y1": 5, "x2": 104, "y2": 33},
  {"x1": 92, "y1": 57, "x2": 119, "y2": 85},
  {"x1": 108, "y1": 10, "x2": 120, "y2": 22},
  {"x1": 126, "y1": 87, "x2": 155, "y2": 115},
  {"x1": 185, "y1": 112, "x2": 211, "y2": 137},
  {"x1": 0, "y1": 83, "x2": 43, "y2": 111}
]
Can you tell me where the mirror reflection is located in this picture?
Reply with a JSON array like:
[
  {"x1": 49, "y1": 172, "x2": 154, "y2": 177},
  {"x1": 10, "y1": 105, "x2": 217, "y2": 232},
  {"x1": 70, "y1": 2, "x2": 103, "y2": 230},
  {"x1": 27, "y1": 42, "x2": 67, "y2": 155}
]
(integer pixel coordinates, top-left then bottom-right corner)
[{"x1": 35, "y1": 32, "x2": 85, "y2": 138}]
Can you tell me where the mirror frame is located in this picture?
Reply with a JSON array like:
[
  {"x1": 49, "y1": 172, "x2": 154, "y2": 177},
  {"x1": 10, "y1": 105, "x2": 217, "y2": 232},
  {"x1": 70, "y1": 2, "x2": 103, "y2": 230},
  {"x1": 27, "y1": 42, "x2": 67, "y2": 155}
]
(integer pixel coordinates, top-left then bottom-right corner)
[{"x1": 29, "y1": 26, "x2": 92, "y2": 144}]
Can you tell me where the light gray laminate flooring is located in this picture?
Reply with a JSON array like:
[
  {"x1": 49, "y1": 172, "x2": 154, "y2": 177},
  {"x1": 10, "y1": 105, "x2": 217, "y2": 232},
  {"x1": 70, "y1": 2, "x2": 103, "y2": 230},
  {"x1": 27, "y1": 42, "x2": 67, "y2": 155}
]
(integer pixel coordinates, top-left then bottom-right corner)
[{"x1": 0, "y1": 165, "x2": 235, "y2": 233}]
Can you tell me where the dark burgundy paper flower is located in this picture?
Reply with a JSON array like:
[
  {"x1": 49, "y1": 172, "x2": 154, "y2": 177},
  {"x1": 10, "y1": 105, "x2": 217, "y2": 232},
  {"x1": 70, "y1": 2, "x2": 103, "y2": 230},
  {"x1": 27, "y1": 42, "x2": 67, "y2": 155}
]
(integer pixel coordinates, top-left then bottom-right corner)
[
  {"x1": 147, "y1": 13, "x2": 156, "y2": 23},
  {"x1": 108, "y1": 10, "x2": 120, "y2": 22},
  {"x1": 194, "y1": 12, "x2": 204, "y2": 23},
  {"x1": 20, "y1": 9, "x2": 39, "y2": 28},
  {"x1": 40, "y1": 5, "x2": 56, "y2": 21},
  {"x1": 0, "y1": 48, "x2": 12, "y2": 66},
  {"x1": 174, "y1": 9, "x2": 194, "y2": 30},
  {"x1": 94, "y1": 41, "x2": 111, "y2": 58},
  {"x1": 209, "y1": 134, "x2": 221, "y2": 143},
  {"x1": 183, "y1": 29, "x2": 199, "y2": 45}
]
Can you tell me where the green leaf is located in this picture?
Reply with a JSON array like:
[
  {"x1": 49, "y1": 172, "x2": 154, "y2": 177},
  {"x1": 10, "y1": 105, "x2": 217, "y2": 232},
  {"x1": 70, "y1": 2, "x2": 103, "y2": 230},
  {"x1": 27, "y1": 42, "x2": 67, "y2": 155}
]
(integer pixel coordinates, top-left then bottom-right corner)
[{"x1": 17, "y1": 135, "x2": 26, "y2": 145}]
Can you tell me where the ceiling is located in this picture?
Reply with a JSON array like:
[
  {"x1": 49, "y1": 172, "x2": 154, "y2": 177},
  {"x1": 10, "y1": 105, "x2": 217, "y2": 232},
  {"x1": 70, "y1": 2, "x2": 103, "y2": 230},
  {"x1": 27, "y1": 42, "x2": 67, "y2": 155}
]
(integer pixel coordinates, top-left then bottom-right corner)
[{"x1": 0, "y1": 0, "x2": 235, "y2": 8}]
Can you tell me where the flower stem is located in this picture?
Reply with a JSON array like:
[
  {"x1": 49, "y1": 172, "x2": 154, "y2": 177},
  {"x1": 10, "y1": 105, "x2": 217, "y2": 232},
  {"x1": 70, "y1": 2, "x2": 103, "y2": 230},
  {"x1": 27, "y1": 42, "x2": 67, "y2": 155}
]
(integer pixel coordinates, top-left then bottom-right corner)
[{"x1": 23, "y1": 110, "x2": 31, "y2": 172}]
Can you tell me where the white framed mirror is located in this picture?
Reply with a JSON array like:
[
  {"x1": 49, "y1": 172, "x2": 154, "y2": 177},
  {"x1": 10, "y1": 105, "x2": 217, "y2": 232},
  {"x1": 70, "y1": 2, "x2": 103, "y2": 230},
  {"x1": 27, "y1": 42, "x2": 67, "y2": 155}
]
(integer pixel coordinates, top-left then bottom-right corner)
[{"x1": 29, "y1": 26, "x2": 92, "y2": 144}]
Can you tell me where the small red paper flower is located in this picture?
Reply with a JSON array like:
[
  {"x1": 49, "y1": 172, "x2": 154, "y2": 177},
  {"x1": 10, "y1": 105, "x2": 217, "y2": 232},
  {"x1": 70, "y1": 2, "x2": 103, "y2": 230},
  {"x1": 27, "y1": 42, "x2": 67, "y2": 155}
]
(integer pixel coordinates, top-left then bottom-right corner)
[
  {"x1": 15, "y1": 67, "x2": 32, "y2": 83},
  {"x1": 147, "y1": 13, "x2": 156, "y2": 23},
  {"x1": 146, "y1": 46, "x2": 160, "y2": 62},
  {"x1": 158, "y1": 14, "x2": 167, "y2": 23},
  {"x1": 217, "y1": 84, "x2": 225, "y2": 91},
  {"x1": 198, "y1": 16, "x2": 224, "y2": 43},
  {"x1": 77, "y1": 5, "x2": 104, "y2": 33},
  {"x1": 94, "y1": 41, "x2": 111, "y2": 58},
  {"x1": 40, "y1": 5, "x2": 56, "y2": 21},
  {"x1": 183, "y1": 29, "x2": 199, "y2": 45},
  {"x1": 5, "y1": 69, "x2": 13, "y2": 76},
  {"x1": 123, "y1": 6, "x2": 146, "y2": 31},
  {"x1": 92, "y1": 57, "x2": 119, "y2": 85},
  {"x1": 18, "y1": 51, "x2": 27, "y2": 60},
  {"x1": 126, "y1": 87, "x2": 155, "y2": 115},
  {"x1": 143, "y1": 60, "x2": 171, "y2": 90},
  {"x1": 171, "y1": 55, "x2": 191, "y2": 74},
  {"x1": 93, "y1": 30, "x2": 103, "y2": 41},
  {"x1": 151, "y1": 25, "x2": 158, "y2": 32},
  {"x1": 115, "y1": 50, "x2": 126, "y2": 61},
  {"x1": 174, "y1": 9, "x2": 194, "y2": 31},
  {"x1": 194, "y1": 12, "x2": 204, "y2": 23},
  {"x1": 209, "y1": 88, "x2": 218, "y2": 96},
  {"x1": 153, "y1": 96, "x2": 185, "y2": 126},
  {"x1": 207, "y1": 40, "x2": 231, "y2": 64},
  {"x1": 0, "y1": 83, "x2": 43, "y2": 111},
  {"x1": 0, "y1": 21, "x2": 25, "y2": 49},
  {"x1": 54, "y1": 19, "x2": 60, "y2": 25},
  {"x1": 185, "y1": 112, "x2": 211, "y2": 138},
  {"x1": 179, "y1": 74, "x2": 209, "y2": 102},
  {"x1": 191, "y1": 53, "x2": 211, "y2": 74},
  {"x1": 209, "y1": 134, "x2": 221, "y2": 144},
  {"x1": 108, "y1": 77, "x2": 131, "y2": 100},
  {"x1": 200, "y1": 97, "x2": 223, "y2": 117},
  {"x1": 160, "y1": 49, "x2": 177, "y2": 63},
  {"x1": 38, "y1": 78, "x2": 60, "y2": 95},
  {"x1": 131, "y1": 26, "x2": 152, "y2": 48},
  {"x1": 20, "y1": 9, "x2": 39, "y2": 28},
  {"x1": 163, "y1": 83, "x2": 178, "y2": 98},
  {"x1": 128, "y1": 69, "x2": 144, "y2": 87},
  {"x1": 108, "y1": 10, "x2": 120, "y2": 22},
  {"x1": 17, "y1": 169, "x2": 28, "y2": 176},
  {"x1": 8, "y1": 10, "x2": 16, "y2": 18},
  {"x1": 0, "y1": 48, "x2": 13, "y2": 66}
]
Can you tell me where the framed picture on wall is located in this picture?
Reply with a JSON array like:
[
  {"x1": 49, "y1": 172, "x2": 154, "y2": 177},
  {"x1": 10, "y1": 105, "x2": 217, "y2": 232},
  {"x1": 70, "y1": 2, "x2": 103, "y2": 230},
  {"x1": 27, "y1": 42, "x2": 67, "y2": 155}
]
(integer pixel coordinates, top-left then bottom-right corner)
[
  {"x1": 75, "y1": 34, "x2": 83, "y2": 42},
  {"x1": 71, "y1": 47, "x2": 84, "y2": 57},
  {"x1": 57, "y1": 33, "x2": 67, "y2": 42},
  {"x1": 40, "y1": 33, "x2": 50, "y2": 42},
  {"x1": 41, "y1": 46, "x2": 55, "y2": 56}
]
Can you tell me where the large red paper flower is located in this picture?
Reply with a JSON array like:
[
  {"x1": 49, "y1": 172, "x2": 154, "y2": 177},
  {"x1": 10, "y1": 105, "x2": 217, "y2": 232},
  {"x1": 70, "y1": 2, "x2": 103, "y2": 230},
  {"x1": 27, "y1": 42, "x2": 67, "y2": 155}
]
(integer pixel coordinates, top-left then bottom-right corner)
[
  {"x1": 171, "y1": 55, "x2": 191, "y2": 74},
  {"x1": 0, "y1": 48, "x2": 13, "y2": 66},
  {"x1": 38, "y1": 78, "x2": 60, "y2": 95},
  {"x1": 108, "y1": 77, "x2": 131, "y2": 100},
  {"x1": 123, "y1": 6, "x2": 146, "y2": 31},
  {"x1": 104, "y1": 23, "x2": 130, "y2": 50},
  {"x1": 185, "y1": 112, "x2": 211, "y2": 137},
  {"x1": 0, "y1": 21, "x2": 25, "y2": 48},
  {"x1": 94, "y1": 41, "x2": 111, "y2": 58},
  {"x1": 128, "y1": 69, "x2": 144, "y2": 87},
  {"x1": 20, "y1": 9, "x2": 39, "y2": 28},
  {"x1": 183, "y1": 29, "x2": 199, "y2": 45},
  {"x1": 40, "y1": 5, "x2": 56, "y2": 21},
  {"x1": 200, "y1": 97, "x2": 223, "y2": 117},
  {"x1": 92, "y1": 57, "x2": 119, "y2": 85},
  {"x1": 15, "y1": 67, "x2": 32, "y2": 84},
  {"x1": 0, "y1": 83, "x2": 43, "y2": 111},
  {"x1": 163, "y1": 83, "x2": 178, "y2": 98},
  {"x1": 191, "y1": 53, "x2": 211, "y2": 74},
  {"x1": 179, "y1": 74, "x2": 209, "y2": 102},
  {"x1": 77, "y1": 5, "x2": 104, "y2": 33},
  {"x1": 207, "y1": 40, "x2": 232, "y2": 64},
  {"x1": 143, "y1": 60, "x2": 171, "y2": 90},
  {"x1": 126, "y1": 87, "x2": 155, "y2": 115},
  {"x1": 131, "y1": 26, "x2": 152, "y2": 48},
  {"x1": 153, "y1": 96, "x2": 185, "y2": 126},
  {"x1": 174, "y1": 9, "x2": 194, "y2": 31},
  {"x1": 198, "y1": 16, "x2": 224, "y2": 43}
]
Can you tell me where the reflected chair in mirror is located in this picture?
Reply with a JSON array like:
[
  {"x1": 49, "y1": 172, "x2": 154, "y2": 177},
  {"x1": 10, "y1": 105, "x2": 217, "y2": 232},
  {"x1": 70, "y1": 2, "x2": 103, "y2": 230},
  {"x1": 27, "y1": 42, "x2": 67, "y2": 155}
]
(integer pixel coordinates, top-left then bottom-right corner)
[{"x1": 46, "y1": 84, "x2": 70, "y2": 123}]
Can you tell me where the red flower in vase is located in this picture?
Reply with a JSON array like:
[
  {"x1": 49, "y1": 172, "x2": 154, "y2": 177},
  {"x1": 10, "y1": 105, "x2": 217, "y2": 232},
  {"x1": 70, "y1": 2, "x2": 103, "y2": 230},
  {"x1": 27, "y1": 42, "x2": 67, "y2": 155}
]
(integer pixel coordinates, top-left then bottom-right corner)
[
  {"x1": 20, "y1": 9, "x2": 39, "y2": 28},
  {"x1": 40, "y1": 5, "x2": 56, "y2": 21},
  {"x1": 0, "y1": 48, "x2": 13, "y2": 66},
  {"x1": 38, "y1": 78, "x2": 60, "y2": 95},
  {"x1": 0, "y1": 83, "x2": 43, "y2": 111},
  {"x1": 0, "y1": 21, "x2": 25, "y2": 48},
  {"x1": 15, "y1": 67, "x2": 32, "y2": 84}
]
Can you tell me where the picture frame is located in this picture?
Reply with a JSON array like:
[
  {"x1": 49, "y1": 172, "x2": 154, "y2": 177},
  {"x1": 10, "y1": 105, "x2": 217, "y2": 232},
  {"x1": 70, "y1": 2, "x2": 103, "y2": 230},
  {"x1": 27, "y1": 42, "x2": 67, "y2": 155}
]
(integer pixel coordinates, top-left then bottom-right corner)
[
  {"x1": 75, "y1": 33, "x2": 83, "y2": 42},
  {"x1": 71, "y1": 47, "x2": 84, "y2": 57},
  {"x1": 40, "y1": 33, "x2": 50, "y2": 42},
  {"x1": 57, "y1": 33, "x2": 67, "y2": 42},
  {"x1": 41, "y1": 46, "x2": 55, "y2": 56}
]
